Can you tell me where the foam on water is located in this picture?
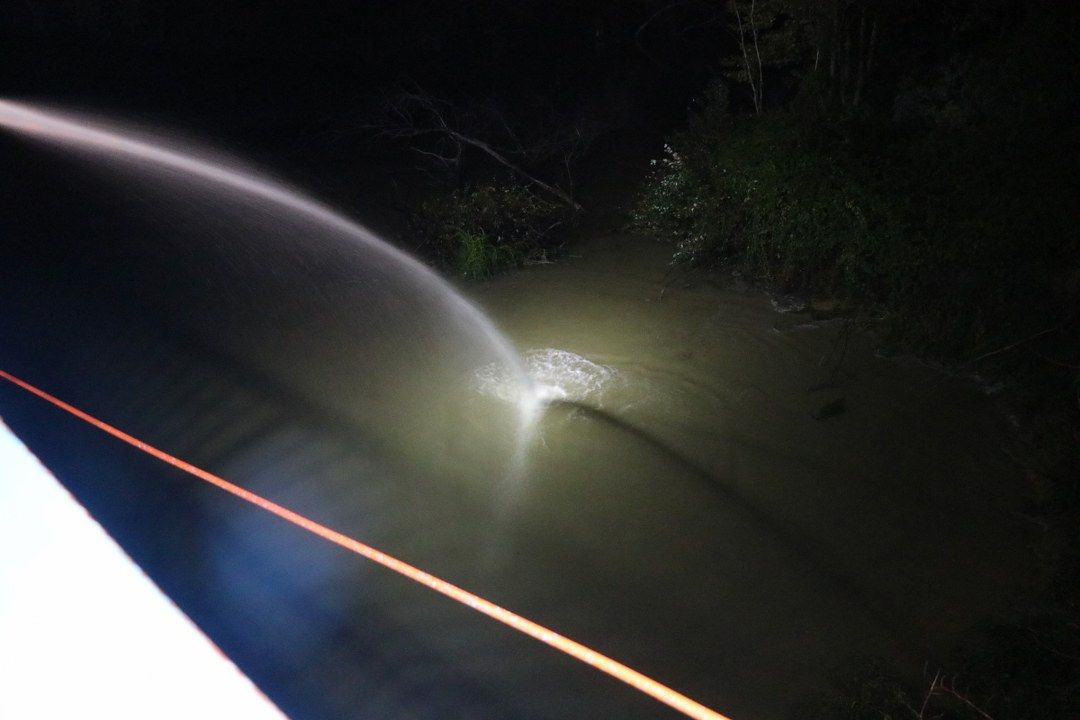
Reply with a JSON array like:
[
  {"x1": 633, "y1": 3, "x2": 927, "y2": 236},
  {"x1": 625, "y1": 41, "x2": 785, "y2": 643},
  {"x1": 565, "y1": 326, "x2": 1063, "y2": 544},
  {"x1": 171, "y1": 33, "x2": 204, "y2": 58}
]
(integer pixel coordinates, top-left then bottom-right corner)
[{"x1": 475, "y1": 348, "x2": 619, "y2": 409}]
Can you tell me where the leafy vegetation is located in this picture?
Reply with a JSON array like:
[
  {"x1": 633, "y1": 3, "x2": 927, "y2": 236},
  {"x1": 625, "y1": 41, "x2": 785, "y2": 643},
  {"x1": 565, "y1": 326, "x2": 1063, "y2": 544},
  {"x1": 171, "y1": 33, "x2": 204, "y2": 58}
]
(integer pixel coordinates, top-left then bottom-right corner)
[
  {"x1": 632, "y1": 3, "x2": 1080, "y2": 716},
  {"x1": 634, "y1": 109, "x2": 1077, "y2": 359},
  {"x1": 633, "y1": 6, "x2": 1078, "y2": 364},
  {"x1": 411, "y1": 182, "x2": 566, "y2": 279}
]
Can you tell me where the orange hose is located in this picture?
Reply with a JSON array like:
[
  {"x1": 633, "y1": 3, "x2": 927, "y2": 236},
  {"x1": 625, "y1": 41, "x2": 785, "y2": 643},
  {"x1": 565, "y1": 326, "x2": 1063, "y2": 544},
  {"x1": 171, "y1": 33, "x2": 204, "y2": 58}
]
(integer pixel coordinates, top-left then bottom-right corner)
[{"x1": 0, "y1": 367, "x2": 732, "y2": 720}]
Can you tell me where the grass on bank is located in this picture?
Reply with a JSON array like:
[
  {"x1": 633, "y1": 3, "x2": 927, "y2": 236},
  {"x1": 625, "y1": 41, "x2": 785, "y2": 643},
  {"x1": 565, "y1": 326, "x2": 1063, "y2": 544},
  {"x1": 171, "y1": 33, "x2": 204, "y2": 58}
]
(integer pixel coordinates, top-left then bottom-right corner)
[{"x1": 412, "y1": 182, "x2": 566, "y2": 279}]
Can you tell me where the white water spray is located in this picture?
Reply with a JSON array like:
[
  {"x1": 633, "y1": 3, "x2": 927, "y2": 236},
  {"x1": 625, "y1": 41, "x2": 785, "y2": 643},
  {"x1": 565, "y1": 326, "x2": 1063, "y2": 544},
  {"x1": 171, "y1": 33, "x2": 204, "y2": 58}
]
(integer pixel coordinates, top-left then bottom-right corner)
[{"x1": 0, "y1": 98, "x2": 540, "y2": 468}]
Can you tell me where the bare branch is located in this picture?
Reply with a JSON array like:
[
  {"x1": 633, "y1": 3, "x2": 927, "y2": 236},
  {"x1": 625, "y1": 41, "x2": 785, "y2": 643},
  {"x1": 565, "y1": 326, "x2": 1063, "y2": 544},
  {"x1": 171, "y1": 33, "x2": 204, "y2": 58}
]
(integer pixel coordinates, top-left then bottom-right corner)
[
  {"x1": 971, "y1": 326, "x2": 1058, "y2": 364},
  {"x1": 732, "y1": 1, "x2": 761, "y2": 114},
  {"x1": 443, "y1": 129, "x2": 582, "y2": 210},
  {"x1": 937, "y1": 680, "x2": 996, "y2": 720},
  {"x1": 919, "y1": 669, "x2": 942, "y2": 719},
  {"x1": 749, "y1": 0, "x2": 764, "y2": 113},
  {"x1": 366, "y1": 89, "x2": 587, "y2": 211}
]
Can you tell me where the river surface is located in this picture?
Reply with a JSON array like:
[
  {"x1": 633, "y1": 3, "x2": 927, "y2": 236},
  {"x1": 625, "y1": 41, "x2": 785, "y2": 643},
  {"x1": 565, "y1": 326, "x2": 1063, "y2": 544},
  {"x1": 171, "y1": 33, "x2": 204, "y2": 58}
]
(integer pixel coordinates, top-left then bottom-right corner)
[
  {"x1": 0, "y1": 163, "x2": 1027, "y2": 719},
  {"x1": 470, "y1": 234, "x2": 1027, "y2": 718}
]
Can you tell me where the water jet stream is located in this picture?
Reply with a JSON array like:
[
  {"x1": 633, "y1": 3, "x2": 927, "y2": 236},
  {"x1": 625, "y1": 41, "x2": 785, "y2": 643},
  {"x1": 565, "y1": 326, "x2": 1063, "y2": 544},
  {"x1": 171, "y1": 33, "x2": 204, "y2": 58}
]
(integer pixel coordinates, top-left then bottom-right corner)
[
  {"x1": 0, "y1": 368, "x2": 733, "y2": 720},
  {"x1": 0, "y1": 98, "x2": 537, "y2": 447}
]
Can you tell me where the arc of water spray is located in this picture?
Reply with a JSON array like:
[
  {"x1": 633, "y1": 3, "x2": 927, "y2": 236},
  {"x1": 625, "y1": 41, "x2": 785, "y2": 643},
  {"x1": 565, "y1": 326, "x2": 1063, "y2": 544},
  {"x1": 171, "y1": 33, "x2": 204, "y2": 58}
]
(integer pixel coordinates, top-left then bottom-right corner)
[
  {"x1": 0, "y1": 98, "x2": 539, "y2": 427},
  {"x1": 0, "y1": 369, "x2": 733, "y2": 720}
]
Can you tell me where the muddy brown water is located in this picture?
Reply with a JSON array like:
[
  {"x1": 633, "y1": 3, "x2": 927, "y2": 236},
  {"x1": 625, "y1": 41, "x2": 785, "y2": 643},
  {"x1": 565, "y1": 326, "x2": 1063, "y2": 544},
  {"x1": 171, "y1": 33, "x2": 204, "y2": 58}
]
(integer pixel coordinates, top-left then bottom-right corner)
[
  {"x1": 0, "y1": 224, "x2": 1027, "y2": 720},
  {"x1": 467, "y1": 234, "x2": 1027, "y2": 719}
]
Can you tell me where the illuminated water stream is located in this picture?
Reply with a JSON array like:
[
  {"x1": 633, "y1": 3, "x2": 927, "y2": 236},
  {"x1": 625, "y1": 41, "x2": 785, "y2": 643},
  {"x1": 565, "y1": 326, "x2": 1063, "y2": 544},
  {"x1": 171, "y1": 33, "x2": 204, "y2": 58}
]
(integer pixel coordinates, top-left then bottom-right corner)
[{"x1": 0, "y1": 105, "x2": 1027, "y2": 720}]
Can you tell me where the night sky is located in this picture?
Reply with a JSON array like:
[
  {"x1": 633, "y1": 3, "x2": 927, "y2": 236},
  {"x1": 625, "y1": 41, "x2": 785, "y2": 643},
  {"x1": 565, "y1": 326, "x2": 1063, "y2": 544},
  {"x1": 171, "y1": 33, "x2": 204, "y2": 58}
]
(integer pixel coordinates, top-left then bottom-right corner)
[{"x1": 2, "y1": 3, "x2": 721, "y2": 153}]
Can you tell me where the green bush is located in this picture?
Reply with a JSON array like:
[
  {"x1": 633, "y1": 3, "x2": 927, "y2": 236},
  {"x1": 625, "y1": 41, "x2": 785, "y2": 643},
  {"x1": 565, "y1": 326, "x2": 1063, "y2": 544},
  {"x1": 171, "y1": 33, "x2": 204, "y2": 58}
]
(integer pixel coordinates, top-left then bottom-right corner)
[
  {"x1": 632, "y1": 110, "x2": 1078, "y2": 359},
  {"x1": 453, "y1": 227, "x2": 516, "y2": 280},
  {"x1": 412, "y1": 182, "x2": 564, "y2": 279}
]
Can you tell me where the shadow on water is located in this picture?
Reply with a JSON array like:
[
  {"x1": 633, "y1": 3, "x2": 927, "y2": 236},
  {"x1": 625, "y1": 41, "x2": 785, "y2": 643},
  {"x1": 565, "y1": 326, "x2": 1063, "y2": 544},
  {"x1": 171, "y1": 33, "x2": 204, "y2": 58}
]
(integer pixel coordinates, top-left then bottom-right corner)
[{"x1": 542, "y1": 398, "x2": 904, "y2": 636}]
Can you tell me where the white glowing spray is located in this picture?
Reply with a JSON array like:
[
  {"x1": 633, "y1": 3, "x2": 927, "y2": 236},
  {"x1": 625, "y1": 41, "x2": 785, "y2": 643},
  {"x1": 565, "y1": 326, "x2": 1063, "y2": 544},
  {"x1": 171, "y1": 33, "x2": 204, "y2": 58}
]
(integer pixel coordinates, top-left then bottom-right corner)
[{"x1": 0, "y1": 97, "x2": 542, "y2": 456}]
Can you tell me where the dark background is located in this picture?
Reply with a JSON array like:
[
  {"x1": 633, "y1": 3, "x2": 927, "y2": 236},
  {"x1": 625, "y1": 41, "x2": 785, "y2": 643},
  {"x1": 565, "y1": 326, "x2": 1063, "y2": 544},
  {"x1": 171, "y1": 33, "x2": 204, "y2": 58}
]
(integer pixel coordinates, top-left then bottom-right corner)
[{"x1": 1, "y1": 2, "x2": 717, "y2": 187}]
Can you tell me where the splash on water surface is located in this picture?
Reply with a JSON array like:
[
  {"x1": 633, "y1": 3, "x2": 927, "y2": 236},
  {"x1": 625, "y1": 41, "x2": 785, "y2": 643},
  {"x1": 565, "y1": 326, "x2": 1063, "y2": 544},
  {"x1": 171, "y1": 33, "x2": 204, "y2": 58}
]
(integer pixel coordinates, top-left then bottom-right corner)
[{"x1": 475, "y1": 348, "x2": 619, "y2": 410}]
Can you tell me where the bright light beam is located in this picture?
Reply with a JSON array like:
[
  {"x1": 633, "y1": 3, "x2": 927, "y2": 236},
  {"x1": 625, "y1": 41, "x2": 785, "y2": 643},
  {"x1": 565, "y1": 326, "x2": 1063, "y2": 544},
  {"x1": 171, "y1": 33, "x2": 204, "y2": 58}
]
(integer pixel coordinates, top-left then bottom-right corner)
[
  {"x1": 0, "y1": 368, "x2": 733, "y2": 720},
  {"x1": 0, "y1": 419, "x2": 288, "y2": 720}
]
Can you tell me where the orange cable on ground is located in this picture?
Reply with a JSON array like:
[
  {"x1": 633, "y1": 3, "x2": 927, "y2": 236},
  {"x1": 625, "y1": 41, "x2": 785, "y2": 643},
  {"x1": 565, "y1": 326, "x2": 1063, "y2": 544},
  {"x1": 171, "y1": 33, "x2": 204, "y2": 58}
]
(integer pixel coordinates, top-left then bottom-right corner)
[{"x1": 0, "y1": 368, "x2": 732, "y2": 720}]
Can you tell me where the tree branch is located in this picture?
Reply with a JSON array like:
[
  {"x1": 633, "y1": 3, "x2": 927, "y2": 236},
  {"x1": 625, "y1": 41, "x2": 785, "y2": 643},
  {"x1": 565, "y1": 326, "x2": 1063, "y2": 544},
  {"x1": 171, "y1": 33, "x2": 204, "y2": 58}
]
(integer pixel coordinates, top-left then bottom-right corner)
[{"x1": 367, "y1": 90, "x2": 585, "y2": 211}]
